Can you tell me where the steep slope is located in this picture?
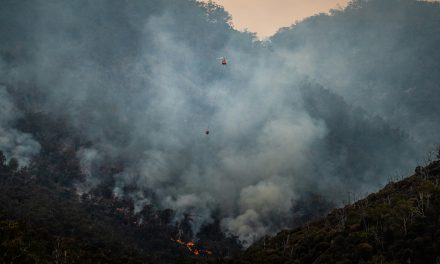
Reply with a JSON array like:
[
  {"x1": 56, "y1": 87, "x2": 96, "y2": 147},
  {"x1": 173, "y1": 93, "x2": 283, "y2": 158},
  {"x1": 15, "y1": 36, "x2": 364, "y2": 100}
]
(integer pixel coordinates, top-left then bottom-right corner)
[
  {"x1": 0, "y1": 153, "x2": 242, "y2": 263},
  {"x1": 0, "y1": 114, "x2": 242, "y2": 263},
  {"x1": 271, "y1": 0, "x2": 440, "y2": 148},
  {"x1": 297, "y1": 83, "x2": 417, "y2": 200},
  {"x1": 1, "y1": 0, "x2": 439, "y2": 253},
  {"x1": 232, "y1": 156, "x2": 440, "y2": 263}
]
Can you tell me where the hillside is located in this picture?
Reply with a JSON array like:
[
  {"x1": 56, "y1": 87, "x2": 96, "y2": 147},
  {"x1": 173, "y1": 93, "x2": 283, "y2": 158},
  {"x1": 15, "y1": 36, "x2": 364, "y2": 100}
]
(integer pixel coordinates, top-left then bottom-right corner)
[
  {"x1": 232, "y1": 155, "x2": 440, "y2": 263},
  {"x1": 272, "y1": 0, "x2": 440, "y2": 149},
  {"x1": 1, "y1": 0, "x2": 440, "y2": 262},
  {"x1": 0, "y1": 154, "x2": 242, "y2": 264},
  {"x1": 2, "y1": 140, "x2": 439, "y2": 263},
  {"x1": 0, "y1": 114, "x2": 241, "y2": 263}
]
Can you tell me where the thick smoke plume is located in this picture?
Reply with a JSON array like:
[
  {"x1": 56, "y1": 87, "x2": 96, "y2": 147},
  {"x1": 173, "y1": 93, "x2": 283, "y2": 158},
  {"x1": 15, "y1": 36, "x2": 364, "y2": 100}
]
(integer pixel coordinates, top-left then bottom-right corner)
[{"x1": 0, "y1": 0, "x2": 438, "y2": 245}]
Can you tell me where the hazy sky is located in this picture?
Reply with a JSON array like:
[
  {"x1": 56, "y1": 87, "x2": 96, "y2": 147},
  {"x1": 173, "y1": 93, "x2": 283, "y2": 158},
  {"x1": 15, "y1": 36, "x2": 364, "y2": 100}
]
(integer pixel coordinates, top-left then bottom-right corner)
[{"x1": 207, "y1": 0, "x2": 350, "y2": 38}]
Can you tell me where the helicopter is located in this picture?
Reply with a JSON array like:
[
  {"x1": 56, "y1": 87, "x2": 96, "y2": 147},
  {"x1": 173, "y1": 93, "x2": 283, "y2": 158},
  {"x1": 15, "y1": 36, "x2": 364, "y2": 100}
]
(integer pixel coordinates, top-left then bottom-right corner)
[{"x1": 218, "y1": 57, "x2": 227, "y2": 65}]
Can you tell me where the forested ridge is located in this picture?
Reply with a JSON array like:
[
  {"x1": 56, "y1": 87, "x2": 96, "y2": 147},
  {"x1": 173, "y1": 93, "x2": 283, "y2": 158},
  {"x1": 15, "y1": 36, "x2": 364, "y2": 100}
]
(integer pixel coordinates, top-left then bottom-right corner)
[
  {"x1": 0, "y1": 114, "x2": 241, "y2": 263},
  {"x1": 233, "y1": 155, "x2": 440, "y2": 263},
  {"x1": 1, "y1": 0, "x2": 440, "y2": 262}
]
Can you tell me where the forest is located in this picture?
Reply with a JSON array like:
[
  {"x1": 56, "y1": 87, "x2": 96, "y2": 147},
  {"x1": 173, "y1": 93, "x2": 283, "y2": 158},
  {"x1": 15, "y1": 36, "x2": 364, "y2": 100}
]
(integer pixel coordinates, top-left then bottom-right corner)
[{"x1": 1, "y1": 0, "x2": 440, "y2": 262}]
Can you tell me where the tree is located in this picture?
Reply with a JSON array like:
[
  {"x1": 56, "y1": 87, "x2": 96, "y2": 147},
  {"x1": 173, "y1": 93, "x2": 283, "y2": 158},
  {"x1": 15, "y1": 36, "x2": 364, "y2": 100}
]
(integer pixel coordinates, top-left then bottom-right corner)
[
  {"x1": 437, "y1": 146, "x2": 440, "y2": 160},
  {"x1": 0, "y1": 151, "x2": 6, "y2": 169},
  {"x1": 8, "y1": 158, "x2": 19, "y2": 172}
]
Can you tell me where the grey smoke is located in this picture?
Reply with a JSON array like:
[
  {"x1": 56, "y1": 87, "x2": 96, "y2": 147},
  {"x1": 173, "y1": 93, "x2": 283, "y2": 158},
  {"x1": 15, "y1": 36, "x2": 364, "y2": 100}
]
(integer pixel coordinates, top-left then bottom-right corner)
[
  {"x1": 0, "y1": 85, "x2": 40, "y2": 166},
  {"x1": 271, "y1": 0, "x2": 440, "y2": 149},
  {"x1": 0, "y1": 0, "x2": 438, "y2": 245}
]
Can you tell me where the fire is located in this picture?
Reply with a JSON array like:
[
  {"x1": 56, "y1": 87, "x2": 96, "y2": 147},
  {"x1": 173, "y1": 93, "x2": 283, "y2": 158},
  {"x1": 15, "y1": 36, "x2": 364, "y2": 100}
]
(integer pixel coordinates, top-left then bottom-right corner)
[{"x1": 171, "y1": 238, "x2": 212, "y2": 256}]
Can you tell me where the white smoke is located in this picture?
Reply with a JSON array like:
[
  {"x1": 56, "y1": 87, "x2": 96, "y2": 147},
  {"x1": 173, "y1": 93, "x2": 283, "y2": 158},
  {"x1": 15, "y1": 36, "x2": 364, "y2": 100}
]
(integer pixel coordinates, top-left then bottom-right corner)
[
  {"x1": 0, "y1": 85, "x2": 40, "y2": 166},
  {"x1": 0, "y1": 0, "x2": 432, "y2": 245}
]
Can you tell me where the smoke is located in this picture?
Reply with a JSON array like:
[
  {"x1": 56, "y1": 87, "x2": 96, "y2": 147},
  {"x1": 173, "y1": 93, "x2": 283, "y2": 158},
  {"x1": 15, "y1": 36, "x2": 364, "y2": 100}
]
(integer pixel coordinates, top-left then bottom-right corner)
[
  {"x1": 271, "y1": 0, "x2": 440, "y2": 149},
  {"x1": 0, "y1": 85, "x2": 40, "y2": 166},
  {"x1": 0, "y1": 0, "x2": 437, "y2": 245}
]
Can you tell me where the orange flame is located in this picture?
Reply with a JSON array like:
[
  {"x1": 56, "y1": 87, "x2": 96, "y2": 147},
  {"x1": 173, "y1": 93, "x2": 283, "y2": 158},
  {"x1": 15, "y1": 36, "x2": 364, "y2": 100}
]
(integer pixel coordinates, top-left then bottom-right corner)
[{"x1": 171, "y1": 238, "x2": 212, "y2": 256}]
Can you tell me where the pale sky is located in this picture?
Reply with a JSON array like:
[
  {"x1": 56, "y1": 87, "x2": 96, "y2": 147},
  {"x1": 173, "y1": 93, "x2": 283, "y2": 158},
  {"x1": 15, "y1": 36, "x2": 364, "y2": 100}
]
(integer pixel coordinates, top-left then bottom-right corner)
[{"x1": 206, "y1": 0, "x2": 351, "y2": 38}]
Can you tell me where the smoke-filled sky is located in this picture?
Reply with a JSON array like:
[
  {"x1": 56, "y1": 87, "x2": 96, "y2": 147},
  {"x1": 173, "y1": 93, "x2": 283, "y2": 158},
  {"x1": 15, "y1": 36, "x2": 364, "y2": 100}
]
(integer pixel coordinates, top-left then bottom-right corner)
[
  {"x1": 0, "y1": 0, "x2": 439, "y2": 246},
  {"x1": 204, "y1": 0, "x2": 350, "y2": 38}
]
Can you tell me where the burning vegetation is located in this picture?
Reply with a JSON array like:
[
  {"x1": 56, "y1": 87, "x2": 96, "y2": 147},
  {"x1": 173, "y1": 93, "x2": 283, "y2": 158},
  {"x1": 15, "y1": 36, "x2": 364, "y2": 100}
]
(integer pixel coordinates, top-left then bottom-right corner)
[{"x1": 171, "y1": 238, "x2": 212, "y2": 256}]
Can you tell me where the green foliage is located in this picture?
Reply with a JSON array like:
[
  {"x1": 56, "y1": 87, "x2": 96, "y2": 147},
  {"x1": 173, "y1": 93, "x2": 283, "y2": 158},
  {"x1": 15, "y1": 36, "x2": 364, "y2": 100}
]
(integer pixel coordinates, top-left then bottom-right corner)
[{"x1": 233, "y1": 160, "x2": 440, "y2": 263}]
